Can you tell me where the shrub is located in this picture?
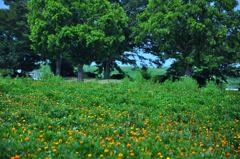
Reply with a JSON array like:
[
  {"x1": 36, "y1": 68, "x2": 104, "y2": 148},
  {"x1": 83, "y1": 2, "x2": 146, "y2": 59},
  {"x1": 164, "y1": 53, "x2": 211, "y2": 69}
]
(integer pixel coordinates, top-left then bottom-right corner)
[
  {"x1": 0, "y1": 69, "x2": 13, "y2": 77},
  {"x1": 140, "y1": 66, "x2": 151, "y2": 80},
  {"x1": 39, "y1": 64, "x2": 54, "y2": 80}
]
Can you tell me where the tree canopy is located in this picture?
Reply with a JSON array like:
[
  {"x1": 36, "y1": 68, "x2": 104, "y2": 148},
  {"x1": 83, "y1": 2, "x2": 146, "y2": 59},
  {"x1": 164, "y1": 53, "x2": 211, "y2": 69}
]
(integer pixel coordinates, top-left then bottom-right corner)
[
  {"x1": 28, "y1": 0, "x2": 128, "y2": 80},
  {"x1": 0, "y1": 0, "x2": 39, "y2": 76},
  {"x1": 135, "y1": 0, "x2": 240, "y2": 84}
]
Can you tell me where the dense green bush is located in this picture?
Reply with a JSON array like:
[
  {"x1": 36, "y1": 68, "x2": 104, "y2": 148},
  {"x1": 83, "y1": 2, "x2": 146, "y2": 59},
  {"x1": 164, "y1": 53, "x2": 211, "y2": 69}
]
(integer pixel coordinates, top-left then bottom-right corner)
[{"x1": 39, "y1": 65, "x2": 54, "y2": 80}]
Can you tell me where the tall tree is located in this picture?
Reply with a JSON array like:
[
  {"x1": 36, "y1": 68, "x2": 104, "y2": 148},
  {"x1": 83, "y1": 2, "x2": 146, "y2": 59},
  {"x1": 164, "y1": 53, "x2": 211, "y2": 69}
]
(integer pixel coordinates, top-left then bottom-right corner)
[
  {"x1": 102, "y1": 0, "x2": 148, "y2": 77},
  {"x1": 135, "y1": 0, "x2": 240, "y2": 85},
  {"x1": 0, "y1": 0, "x2": 39, "y2": 76},
  {"x1": 28, "y1": 0, "x2": 71, "y2": 76},
  {"x1": 94, "y1": 3, "x2": 129, "y2": 79}
]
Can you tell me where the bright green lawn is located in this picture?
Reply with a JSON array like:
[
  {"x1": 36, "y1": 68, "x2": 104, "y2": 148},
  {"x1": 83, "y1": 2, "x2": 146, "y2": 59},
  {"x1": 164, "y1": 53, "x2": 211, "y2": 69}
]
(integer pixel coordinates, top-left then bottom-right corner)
[{"x1": 0, "y1": 77, "x2": 239, "y2": 159}]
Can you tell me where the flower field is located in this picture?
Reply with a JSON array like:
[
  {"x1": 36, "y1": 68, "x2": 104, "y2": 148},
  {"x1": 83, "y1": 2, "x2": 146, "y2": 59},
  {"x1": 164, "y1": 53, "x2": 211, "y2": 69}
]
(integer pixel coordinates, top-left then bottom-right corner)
[{"x1": 0, "y1": 77, "x2": 239, "y2": 159}]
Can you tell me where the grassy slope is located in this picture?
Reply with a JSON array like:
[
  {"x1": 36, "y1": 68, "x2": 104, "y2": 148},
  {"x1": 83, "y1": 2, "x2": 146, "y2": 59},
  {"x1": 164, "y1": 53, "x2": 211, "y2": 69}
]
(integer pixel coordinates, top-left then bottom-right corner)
[{"x1": 0, "y1": 77, "x2": 239, "y2": 159}]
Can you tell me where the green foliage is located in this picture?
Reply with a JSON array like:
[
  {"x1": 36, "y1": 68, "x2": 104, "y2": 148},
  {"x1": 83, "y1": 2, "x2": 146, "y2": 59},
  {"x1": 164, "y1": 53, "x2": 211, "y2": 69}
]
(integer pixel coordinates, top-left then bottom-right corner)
[
  {"x1": 28, "y1": 0, "x2": 128, "y2": 79},
  {"x1": 0, "y1": 78, "x2": 239, "y2": 158},
  {"x1": 163, "y1": 77, "x2": 199, "y2": 91},
  {"x1": 202, "y1": 81, "x2": 223, "y2": 96},
  {"x1": 140, "y1": 67, "x2": 151, "y2": 80},
  {"x1": 38, "y1": 65, "x2": 54, "y2": 80},
  {"x1": 135, "y1": 0, "x2": 240, "y2": 84},
  {"x1": 0, "y1": 69, "x2": 13, "y2": 77},
  {"x1": 28, "y1": 0, "x2": 71, "y2": 56},
  {"x1": 0, "y1": 0, "x2": 39, "y2": 75}
]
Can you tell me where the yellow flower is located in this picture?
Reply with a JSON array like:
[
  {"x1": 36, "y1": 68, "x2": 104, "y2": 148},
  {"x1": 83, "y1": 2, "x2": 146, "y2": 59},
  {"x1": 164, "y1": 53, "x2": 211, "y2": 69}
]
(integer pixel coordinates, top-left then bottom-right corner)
[
  {"x1": 87, "y1": 154, "x2": 92, "y2": 158},
  {"x1": 80, "y1": 140, "x2": 84, "y2": 144},
  {"x1": 118, "y1": 153, "x2": 123, "y2": 157},
  {"x1": 130, "y1": 152, "x2": 135, "y2": 157}
]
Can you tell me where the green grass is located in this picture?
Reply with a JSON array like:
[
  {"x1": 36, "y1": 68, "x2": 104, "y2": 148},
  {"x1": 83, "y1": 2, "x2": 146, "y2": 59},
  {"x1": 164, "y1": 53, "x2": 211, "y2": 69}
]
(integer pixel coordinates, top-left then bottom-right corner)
[{"x1": 0, "y1": 77, "x2": 239, "y2": 159}]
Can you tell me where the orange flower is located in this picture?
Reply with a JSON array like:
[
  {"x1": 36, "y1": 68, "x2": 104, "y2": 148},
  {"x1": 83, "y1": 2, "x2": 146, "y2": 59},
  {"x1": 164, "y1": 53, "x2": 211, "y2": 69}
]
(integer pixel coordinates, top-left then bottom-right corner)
[
  {"x1": 24, "y1": 137, "x2": 30, "y2": 141},
  {"x1": 11, "y1": 156, "x2": 21, "y2": 159},
  {"x1": 126, "y1": 143, "x2": 131, "y2": 148},
  {"x1": 104, "y1": 149, "x2": 109, "y2": 153},
  {"x1": 224, "y1": 153, "x2": 230, "y2": 157}
]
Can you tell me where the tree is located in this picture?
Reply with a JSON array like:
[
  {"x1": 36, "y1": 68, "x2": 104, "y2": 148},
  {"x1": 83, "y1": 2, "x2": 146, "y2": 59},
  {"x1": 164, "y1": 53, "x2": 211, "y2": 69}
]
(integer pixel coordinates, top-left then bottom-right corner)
[
  {"x1": 28, "y1": 0, "x2": 129, "y2": 81},
  {"x1": 93, "y1": 3, "x2": 129, "y2": 79},
  {"x1": 0, "y1": 0, "x2": 39, "y2": 76},
  {"x1": 28, "y1": 0, "x2": 71, "y2": 76},
  {"x1": 57, "y1": 24, "x2": 105, "y2": 81},
  {"x1": 135, "y1": 0, "x2": 240, "y2": 85},
  {"x1": 109, "y1": 0, "x2": 148, "y2": 69}
]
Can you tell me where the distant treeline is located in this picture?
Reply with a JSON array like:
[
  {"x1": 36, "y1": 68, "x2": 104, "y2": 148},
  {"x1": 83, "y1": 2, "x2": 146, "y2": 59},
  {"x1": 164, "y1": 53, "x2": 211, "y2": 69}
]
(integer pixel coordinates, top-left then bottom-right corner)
[{"x1": 0, "y1": 0, "x2": 239, "y2": 84}]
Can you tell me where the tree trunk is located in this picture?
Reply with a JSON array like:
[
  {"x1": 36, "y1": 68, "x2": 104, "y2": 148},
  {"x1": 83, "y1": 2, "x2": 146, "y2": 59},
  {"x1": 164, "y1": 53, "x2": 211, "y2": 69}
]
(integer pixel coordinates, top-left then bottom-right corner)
[
  {"x1": 56, "y1": 53, "x2": 62, "y2": 76},
  {"x1": 185, "y1": 65, "x2": 193, "y2": 76},
  {"x1": 77, "y1": 64, "x2": 84, "y2": 81},
  {"x1": 104, "y1": 62, "x2": 111, "y2": 79}
]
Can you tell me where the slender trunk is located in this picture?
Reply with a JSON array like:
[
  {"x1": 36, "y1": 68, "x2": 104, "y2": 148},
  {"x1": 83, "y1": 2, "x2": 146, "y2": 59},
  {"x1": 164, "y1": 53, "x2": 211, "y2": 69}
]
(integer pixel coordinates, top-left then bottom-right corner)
[
  {"x1": 185, "y1": 65, "x2": 193, "y2": 76},
  {"x1": 77, "y1": 64, "x2": 84, "y2": 81},
  {"x1": 104, "y1": 62, "x2": 111, "y2": 79},
  {"x1": 56, "y1": 53, "x2": 62, "y2": 76}
]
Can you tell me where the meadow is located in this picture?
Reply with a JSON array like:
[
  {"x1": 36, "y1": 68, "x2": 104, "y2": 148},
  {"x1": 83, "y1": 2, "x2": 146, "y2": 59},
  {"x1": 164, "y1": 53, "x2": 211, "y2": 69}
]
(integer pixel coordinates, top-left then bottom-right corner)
[{"x1": 0, "y1": 77, "x2": 239, "y2": 159}]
